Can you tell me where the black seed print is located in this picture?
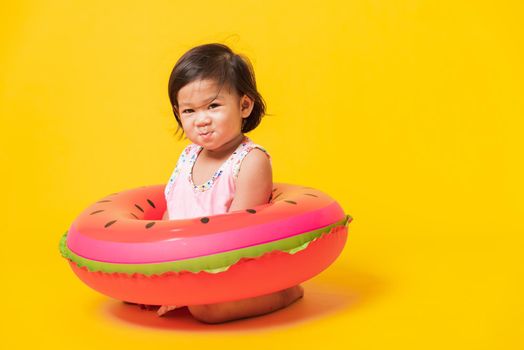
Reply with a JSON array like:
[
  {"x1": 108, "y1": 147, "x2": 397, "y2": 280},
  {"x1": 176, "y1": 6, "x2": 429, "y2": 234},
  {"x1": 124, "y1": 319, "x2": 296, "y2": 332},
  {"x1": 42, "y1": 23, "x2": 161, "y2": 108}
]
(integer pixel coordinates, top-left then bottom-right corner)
[
  {"x1": 273, "y1": 193, "x2": 283, "y2": 200},
  {"x1": 304, "y1": 193, "x2": 318, "y2": 197},
  {"x1": 246, "y1": 209, "x2": 256, "y2": 214},
  {"x1": 90, "y1": 210, "x2": 105, "y2": 215},
  {"x1": 104, "y1": 220, "x2": 117, "y2": 228},
  {"x1": 130, "y1": 213, "x2": 139, "y2": 219},
  {"x1": 200, "y1": 217, "x2": 210, "y2": 224},
  {"x1": 146, "y1": 199, "x2": 156, "y2": 208},
  {"x1": 145, "y1": 222, "x2": 155, "y2": 229},
  {"x1": 285, "y1": 200, "x2": 297, "y2": 205},
  {"x1": 134, "y1": 204, "x2": 144, "y2": 212},
  {"x1": 97, "y1": 200, "x2": 112, "y2": 203}
]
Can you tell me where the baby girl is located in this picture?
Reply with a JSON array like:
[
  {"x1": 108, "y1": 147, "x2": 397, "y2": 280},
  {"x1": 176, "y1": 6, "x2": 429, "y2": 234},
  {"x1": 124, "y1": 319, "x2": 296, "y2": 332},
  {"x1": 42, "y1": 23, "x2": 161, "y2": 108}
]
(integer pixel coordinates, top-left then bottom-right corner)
[{"x1": 157, "y1": 43, "x2": 303, "y2": 323}]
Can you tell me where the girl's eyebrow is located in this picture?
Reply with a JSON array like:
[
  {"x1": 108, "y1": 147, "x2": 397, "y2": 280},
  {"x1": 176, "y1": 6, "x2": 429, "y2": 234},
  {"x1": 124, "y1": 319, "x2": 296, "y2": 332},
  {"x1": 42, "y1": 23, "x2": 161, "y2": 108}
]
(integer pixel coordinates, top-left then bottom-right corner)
[{"x1": 179, "y1": 95, "x2": 224, "y2": 108}]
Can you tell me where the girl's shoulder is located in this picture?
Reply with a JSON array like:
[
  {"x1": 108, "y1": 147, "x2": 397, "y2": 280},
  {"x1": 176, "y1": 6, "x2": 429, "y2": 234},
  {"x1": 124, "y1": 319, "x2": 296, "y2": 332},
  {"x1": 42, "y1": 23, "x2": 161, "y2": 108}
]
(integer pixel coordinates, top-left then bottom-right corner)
[
  {"x1": 241, "y1": 137, "x2": 271, "y2": 159},
  {"x1": 232, "y1": 137, "x2": 271, "y2": 179},
  {"x1": 177, "y1": 142, "x2": 201, "y2": 163},
  {"x1": 183, "y1": 142, "x2": 199, "y2": 155}
]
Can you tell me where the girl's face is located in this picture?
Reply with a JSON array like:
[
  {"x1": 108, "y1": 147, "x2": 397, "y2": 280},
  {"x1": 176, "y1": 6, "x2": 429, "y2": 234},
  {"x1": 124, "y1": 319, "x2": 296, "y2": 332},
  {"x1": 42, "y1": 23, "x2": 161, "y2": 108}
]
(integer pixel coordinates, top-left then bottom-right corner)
[{"x1": 177, "y1": 79, "x2": 253, "y2": 155}]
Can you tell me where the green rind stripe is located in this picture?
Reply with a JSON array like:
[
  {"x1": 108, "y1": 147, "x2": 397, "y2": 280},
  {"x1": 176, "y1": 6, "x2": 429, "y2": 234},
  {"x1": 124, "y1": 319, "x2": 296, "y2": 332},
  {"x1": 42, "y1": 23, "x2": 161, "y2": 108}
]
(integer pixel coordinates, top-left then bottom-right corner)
[{"x1": 59, "y1": 215, "x2": 350, "y2": 276}]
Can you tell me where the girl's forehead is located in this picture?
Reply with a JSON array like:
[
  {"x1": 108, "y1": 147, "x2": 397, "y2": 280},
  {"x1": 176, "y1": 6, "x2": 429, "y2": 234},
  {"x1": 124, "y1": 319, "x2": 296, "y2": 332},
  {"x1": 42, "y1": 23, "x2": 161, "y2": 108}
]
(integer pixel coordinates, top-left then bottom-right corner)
[{"x1": 178, "y1": 79, "x2": 236, "y2": 106}]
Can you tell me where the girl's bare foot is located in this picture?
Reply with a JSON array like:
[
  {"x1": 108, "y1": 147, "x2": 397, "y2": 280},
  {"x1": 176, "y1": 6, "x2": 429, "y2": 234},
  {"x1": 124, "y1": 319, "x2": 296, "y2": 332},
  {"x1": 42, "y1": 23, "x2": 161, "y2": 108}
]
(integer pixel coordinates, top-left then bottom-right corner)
[
  {"x1": 123, "y1": 301, "x2": 160, "y2": 311},
  {"x1": 157, "y1": 305, "x2": 177, "y2": 316},
  {"x1": 188, "y1": 285, "x2": 304, "y2": 324}
]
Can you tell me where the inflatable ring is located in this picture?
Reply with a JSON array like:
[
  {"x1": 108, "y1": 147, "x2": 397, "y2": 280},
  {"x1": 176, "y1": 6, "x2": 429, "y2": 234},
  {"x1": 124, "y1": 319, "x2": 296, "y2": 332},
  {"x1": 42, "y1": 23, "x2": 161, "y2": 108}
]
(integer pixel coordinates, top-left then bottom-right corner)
[{"x1": 59, "y1": 183, "x2": 352, "y2": 305}]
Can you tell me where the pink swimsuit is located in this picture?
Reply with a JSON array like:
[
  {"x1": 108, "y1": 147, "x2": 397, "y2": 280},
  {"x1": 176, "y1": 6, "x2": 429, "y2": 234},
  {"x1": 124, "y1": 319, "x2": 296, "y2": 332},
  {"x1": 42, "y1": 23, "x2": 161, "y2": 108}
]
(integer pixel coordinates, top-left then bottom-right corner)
[{"x1": 164, "y1": 136, "x2": 271, "y2": 220}]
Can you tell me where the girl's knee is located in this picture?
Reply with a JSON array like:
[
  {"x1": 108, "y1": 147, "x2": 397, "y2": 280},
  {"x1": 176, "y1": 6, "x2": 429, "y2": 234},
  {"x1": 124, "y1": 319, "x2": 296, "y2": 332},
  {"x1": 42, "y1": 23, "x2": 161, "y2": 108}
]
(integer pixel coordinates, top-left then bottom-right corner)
[
  {"x1": 188, "y1": 286, "x2": 304, "y2": 324},
  {"x1": 188, "y1": 304, "x2": 226, "y2": 324},
  {"x1": 283, "y1": 285, "x2": 304, "y2": 304}
]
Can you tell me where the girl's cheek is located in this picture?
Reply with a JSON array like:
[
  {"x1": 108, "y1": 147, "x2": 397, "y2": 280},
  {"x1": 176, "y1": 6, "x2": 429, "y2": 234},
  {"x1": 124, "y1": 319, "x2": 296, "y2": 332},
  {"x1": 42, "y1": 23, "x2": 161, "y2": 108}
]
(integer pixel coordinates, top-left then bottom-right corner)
[{"x1": 181, "y1": 118, "x2": 191, "y2": 129}]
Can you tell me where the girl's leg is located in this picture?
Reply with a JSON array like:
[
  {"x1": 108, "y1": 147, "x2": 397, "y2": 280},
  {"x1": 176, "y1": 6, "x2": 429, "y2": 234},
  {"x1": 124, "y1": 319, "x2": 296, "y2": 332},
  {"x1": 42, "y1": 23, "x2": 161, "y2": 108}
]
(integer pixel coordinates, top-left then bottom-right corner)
[{"x1": 188, "y1": 285, "x2": 304, "y2": 324}]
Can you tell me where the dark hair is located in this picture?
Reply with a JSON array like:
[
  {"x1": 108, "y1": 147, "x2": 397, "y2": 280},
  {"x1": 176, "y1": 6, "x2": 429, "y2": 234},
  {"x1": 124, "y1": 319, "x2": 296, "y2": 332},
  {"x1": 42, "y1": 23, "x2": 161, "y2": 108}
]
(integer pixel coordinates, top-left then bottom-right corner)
[{"x1": 168, "y1": 43, "x2": 266, "y2": 138}]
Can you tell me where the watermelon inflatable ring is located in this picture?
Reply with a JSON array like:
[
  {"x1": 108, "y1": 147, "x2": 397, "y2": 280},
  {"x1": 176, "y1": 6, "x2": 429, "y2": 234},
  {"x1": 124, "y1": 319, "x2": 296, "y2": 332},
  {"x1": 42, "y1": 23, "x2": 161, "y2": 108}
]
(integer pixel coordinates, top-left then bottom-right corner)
[{"x1": 59, "y1": 183, "x2": 352, "y2": 306}]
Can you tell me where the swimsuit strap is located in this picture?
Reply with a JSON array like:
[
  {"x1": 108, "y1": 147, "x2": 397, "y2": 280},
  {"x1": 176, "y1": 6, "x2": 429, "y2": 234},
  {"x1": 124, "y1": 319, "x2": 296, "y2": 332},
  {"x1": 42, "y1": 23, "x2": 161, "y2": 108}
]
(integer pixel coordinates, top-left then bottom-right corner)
[
  {"x1": 232, "y1": 141, "x2": 271, "y2": 179},
  {"x1": 164, "y1": 144, "x2": 194, "y2": 197}
]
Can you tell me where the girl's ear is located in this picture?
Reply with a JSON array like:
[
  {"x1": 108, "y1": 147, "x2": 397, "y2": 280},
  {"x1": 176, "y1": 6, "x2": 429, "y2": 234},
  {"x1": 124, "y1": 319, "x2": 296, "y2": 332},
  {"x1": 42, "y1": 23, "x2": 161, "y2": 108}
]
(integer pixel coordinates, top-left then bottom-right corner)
[{"x1": 240, "y1": 94, "x2": 255, "y2": 118}]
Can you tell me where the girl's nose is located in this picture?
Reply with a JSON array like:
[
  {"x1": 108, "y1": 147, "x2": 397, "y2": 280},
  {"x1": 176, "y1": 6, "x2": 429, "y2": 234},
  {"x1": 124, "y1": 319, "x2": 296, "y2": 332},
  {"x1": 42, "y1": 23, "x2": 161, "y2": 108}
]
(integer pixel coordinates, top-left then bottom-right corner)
[{"x1": 195, "y1": 111, "x2": 211, "y2": 126}]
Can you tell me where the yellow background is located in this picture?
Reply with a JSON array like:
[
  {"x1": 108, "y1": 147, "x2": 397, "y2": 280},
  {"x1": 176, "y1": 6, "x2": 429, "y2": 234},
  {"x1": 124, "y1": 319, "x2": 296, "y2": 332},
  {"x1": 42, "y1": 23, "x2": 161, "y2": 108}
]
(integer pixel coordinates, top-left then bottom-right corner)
[{"x1": 1, "y1": 0, "x2": 523, "y2": 348}]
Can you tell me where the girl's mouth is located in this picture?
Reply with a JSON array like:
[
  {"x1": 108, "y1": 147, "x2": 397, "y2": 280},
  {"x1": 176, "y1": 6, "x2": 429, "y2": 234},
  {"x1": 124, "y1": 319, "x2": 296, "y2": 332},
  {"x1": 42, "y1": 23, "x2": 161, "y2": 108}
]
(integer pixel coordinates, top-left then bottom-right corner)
[{"x1": 199, "y1": 131, "x2": 213, "y2": 139}]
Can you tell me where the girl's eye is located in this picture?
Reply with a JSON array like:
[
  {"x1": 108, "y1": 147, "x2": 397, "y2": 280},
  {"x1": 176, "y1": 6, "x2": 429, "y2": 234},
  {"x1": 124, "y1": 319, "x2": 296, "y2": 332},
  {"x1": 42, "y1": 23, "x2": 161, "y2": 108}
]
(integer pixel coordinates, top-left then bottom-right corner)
[
  {"x1": 209, "y1": 103, "x2": 220, "y2": 109},
  {"x1": 182, "y1": 109, "x2": 194, "y2": 114}
]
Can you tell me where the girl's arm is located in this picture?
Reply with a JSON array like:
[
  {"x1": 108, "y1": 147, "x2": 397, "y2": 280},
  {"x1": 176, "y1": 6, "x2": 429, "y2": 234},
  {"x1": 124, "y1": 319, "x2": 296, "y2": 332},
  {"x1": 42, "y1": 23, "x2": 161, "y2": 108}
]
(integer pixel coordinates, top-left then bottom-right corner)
[{"x1": 229, "y1": 148, "x2": 273, "y2": 211}]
